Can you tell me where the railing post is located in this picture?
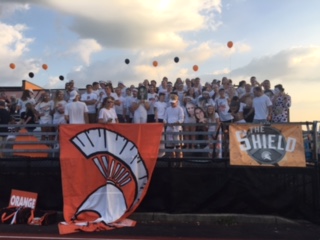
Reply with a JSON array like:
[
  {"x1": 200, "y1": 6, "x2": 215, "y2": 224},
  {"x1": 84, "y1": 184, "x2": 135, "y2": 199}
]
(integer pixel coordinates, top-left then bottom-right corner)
[
  {"x1": 311, "y1": 121, "x2": 320, "y2": 221},
  {"x1": 313, "y1": 121, "x2": 319, "y2": 163}
]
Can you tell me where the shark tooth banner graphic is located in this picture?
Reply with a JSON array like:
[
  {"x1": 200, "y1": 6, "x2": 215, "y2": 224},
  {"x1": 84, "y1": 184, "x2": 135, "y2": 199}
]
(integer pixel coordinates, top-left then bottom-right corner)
[
  {"x1": 58, "y1": 124, "x2": 163, "y2": 234},
  {"x1": 229, "y1": 124, "x2": 306, "y2": 167}
]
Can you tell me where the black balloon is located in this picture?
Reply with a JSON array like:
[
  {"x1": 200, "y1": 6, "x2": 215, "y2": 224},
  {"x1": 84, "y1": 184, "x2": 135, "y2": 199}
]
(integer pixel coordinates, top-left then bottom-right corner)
[
  {"x1": 125, "y1": 59, "x2": 130, "y2": 64},
  {"x1": 174, "y1": 57, "x2": 179, "y2": 63},
  {"x1": 28, "y1": 72, "x2": 34, "y2": 78},
  {"x1": 59, "y1": 75, "x2": 64, "y2": 81}
]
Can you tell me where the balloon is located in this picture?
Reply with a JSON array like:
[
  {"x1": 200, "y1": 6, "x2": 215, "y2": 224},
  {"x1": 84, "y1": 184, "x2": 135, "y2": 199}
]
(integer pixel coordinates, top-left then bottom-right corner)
[
  {"x1": 42, "y1": 64, "x2": 48, "y2": 70},
  {"x1": 174, "y1": 57, "x2": 179, "y2": 63},
  {"x1": 227, "y1": 41, "x2": 233, "y2": 48},
  {"x1": 29, "y1": 72, "x2": 34, "y2": 78},
  {"x1": 9, "y1": 63, "x2": 15, "y2": 69},
  {"x1": 193, "y1": 65, "x2": 199, "y2": 72},
  {"x1": 125, "y1": 59, "x2": 130, "y2": 64},
  {"x1": 59, "y1": 75, "x2": 64, "y2": 81},
  {"x1": 152, "y1": 61, "x2": 158, "y2": 67}
]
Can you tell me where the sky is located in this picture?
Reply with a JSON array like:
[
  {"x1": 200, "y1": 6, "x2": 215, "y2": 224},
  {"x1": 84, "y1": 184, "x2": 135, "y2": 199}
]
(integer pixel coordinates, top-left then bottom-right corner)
[{"x1": 0, "y1": 0, "x2": 319, "y2": 122}]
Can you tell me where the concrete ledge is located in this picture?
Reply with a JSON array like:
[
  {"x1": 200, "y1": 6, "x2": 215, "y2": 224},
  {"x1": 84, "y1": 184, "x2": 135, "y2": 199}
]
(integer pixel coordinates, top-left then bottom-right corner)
[
  {"x1": 130, "y1": 212, "x2": 300, "y2": 225},
  {"x1": 57, "y1": 211, "x2": 301, "y2": 225}
]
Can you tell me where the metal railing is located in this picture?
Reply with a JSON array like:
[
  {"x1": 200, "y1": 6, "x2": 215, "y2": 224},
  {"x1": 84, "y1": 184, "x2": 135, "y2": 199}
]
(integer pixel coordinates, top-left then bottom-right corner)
[{"x1": 0, "y1": 122, "x2": 319, "y2": 164}]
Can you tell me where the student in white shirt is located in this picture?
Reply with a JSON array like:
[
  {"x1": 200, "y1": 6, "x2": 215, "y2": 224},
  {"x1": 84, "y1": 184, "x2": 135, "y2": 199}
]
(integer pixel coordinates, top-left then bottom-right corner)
[
  {"x1": 65, "y1": 91, "x2": 89, "y2": 124},
  {"x1": 98, "y1": 97, "x2": 118, "y2": 124},
  {"x1": 35, "y1": 91, "x2": 54, "y2": 140},
  {"x1": 80, "y1": 84, "x2": 98, "y2": 123},
  {"x1": 163, "y1": 94, "x2": 184, "y2": 158},
  {"x1": 252, "y1": 86, "x2": 272, "y2": 123}
]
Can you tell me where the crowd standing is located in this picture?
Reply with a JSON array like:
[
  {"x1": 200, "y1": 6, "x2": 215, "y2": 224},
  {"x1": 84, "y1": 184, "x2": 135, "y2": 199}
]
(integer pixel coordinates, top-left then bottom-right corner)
[{"x1": 0, "y1": 76, "x2": 291, "y2": 157}]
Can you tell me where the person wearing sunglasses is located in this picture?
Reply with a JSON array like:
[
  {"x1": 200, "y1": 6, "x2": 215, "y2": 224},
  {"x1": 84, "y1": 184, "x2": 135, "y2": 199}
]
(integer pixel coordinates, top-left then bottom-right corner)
[{"x1": 98, "y1": 97, "x2": 118, "y2": 124}]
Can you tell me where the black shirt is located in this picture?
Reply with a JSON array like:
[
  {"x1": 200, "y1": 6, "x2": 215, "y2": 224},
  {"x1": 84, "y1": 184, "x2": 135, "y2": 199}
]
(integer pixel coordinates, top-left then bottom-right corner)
[{"x1": 0, "y1": 108, "x2": 11, "y2": 133}]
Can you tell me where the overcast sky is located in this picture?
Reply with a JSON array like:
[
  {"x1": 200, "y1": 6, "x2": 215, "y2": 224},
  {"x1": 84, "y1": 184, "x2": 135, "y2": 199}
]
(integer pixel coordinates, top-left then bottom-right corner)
[{"x1": 0, "y1": 0, "x2": 319, "y2": 122}]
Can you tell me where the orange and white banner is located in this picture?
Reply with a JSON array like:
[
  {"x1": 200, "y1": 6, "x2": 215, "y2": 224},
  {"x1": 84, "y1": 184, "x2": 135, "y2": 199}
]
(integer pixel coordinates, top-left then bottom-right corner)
[
  {"x1": 230, "y1": 124, "x2": 306, "y2": 167},
  {"x1": 58, "y1": 123, "x2": 163, "y2": 234}
]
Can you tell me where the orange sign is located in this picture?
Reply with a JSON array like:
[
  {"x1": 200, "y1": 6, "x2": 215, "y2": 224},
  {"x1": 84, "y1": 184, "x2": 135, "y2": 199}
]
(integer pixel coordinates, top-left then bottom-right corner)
[
  {"x1": 9, "y1": 189, "x2": 38, "y2": 209},
  {"x1": 229, "y1": 124, "x2": 306, "y2": 167}
]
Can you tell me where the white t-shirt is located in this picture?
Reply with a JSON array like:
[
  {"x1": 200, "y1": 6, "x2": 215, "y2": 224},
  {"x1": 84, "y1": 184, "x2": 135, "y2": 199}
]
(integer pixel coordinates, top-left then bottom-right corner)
[
  {"x1": 36, "y1": 100, "x2": 54, "y2": 124},
  {"x1": 94, "y1": 89, "x2": 104, "y2": 109},
  {"x1": 92, "y1": 89, "x2": 100, "y2": 96},
  {"x1": 80, "y1": 92, "x2": 98, "y2": 114},
  {"x1": 208, "y1": 112, "x2": 220, "y2": 133},
  {"x1": 133, "y1": 99, "x2": 149, "y2": 123},
  {"x1": 158, "y1": 85, "x2": 167, "y2": 94},
  {"x1": 176, "y1": 91, "x2": 185, "y2": 107},
  {"x1": 147, "y1": 93, "x2": 158, "y2": 115},
  {"x1": 154, "y1": 101, "x2": 167, "y2": 120},
  {"x1": 239, "y1": 102, "x2": 246, "y2": 112},
  {"x1": 96, "y1": 90, "x2": 119, "y2": 109},
  {"x1": 125, "y1": 96, "x2": 136, "y2": 118},
  {"x1": 164, "y1": 106, "x2": 184, "y2": 131},
  {"x1": 123, "y1": 96, "x2": 130, "y2": 116},
  {"x1": 208, "y1": 90, "x2": 215, "y2": 98},
  {"x1": 115, "y1": 95, "x2": 125, "y2": 115},
  {"x1": 215, "y1": 97, "x2": 233, "y2": 121},
  {"x1": 121, "y1": 87, "x2": 127, "y2": 97},
  {"x1": 107, "y1": 92, "x2": 119, "y2": 101},
  {"x1": 237, "y1": 87, "x2": 246, "y2": 98},
  {"x1": 64, "y1": 101, "x2": 88, "y2": 124},
  {"x1": 253, "y1": 94, "x2": 272, "y2": 120},
  {"x1": 197, "y1": 96, "x2": 215, "y2": 108},
  {"x1": 193, "y1": 85, "x2": 202, "y2": 98},
  {"x1": 17, "y1": 98, "x2": 36, "y2": 114},
  {"x1": 98, "y1": 108, "x2": 117, "y2": 123},
  {"x1": 53, "y1": 100, "x2": 67, "y2": 124}
]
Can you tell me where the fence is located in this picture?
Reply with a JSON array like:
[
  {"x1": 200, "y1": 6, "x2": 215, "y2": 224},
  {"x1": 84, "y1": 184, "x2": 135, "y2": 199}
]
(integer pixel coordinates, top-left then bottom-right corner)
[{"x1": 0, "y1": 121, "x2": 319, "y2": 162}]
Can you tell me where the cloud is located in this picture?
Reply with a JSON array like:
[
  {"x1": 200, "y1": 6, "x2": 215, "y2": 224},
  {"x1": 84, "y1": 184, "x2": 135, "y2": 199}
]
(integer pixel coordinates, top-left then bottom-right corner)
[
  {"x1": 17, "y1": 0, "x2": 221, "y2": 50},
  {"x1": 0, "y1": 22, "x2": 36, "y2": 85},
  {"x1": 0, "y1": 0, "x2": 225, "y2": 88},
  {"x1": 68, "y1": 39, "x2": 102, "y2": 65},
  {"x1": 230, "y1": 46, "x2": 320, "y2": 82},
  {"x1": 46, "y1": 75, "x2": 63, "y2": 89},
  {"x1": 235, "y1": 42, "x2": 251, "y2": 53},
  {"x1": 0, "y1": 2, "x2": 29, "y2": 18},
  {"x1": 62, "y1": 38, "x2": 253, "y2": 89},
  {"x1": 212, "y1": 68, "x2": 230, "y2": 75},
  {"x1": 66, "y1": 61, "x2": 145, "y2": 88},
  {"x1": 0, "y1": 22, "x2": 33, "y2": 57},
  {"x1": 186, "y1": 41, "x2": 251, "y2": 62}
]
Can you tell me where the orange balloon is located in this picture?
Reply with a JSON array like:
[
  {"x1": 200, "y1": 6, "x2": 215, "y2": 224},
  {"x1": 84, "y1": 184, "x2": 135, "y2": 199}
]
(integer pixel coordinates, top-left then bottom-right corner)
[
  {"x1": 9, "y1": 63, "x2": 15, "y2": 69},
  {"x1": 152, "y1": 61, "x2": 158, "y2": 67},
  {"x1": 193, "y1": 65, "x2": 199, "y2": 72},
  {"x1": 227, "y1": 41, "x2": 233, "y2": 48},
  {"x1": 42, "y1": 64, "x2": 48, "y2": 70}
]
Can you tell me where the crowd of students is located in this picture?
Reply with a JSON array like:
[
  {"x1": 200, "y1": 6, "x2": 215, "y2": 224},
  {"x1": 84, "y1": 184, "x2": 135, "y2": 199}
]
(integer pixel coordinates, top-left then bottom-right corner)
[{"x1": 0, "y1": 76, "x2": 291, "y2": 157}]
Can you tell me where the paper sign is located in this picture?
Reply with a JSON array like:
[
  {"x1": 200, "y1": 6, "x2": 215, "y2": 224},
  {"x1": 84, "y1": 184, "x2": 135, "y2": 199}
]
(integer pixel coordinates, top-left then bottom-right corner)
[{"x1": 9, "y1": 189, "x2": 38, "y2": 209}]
